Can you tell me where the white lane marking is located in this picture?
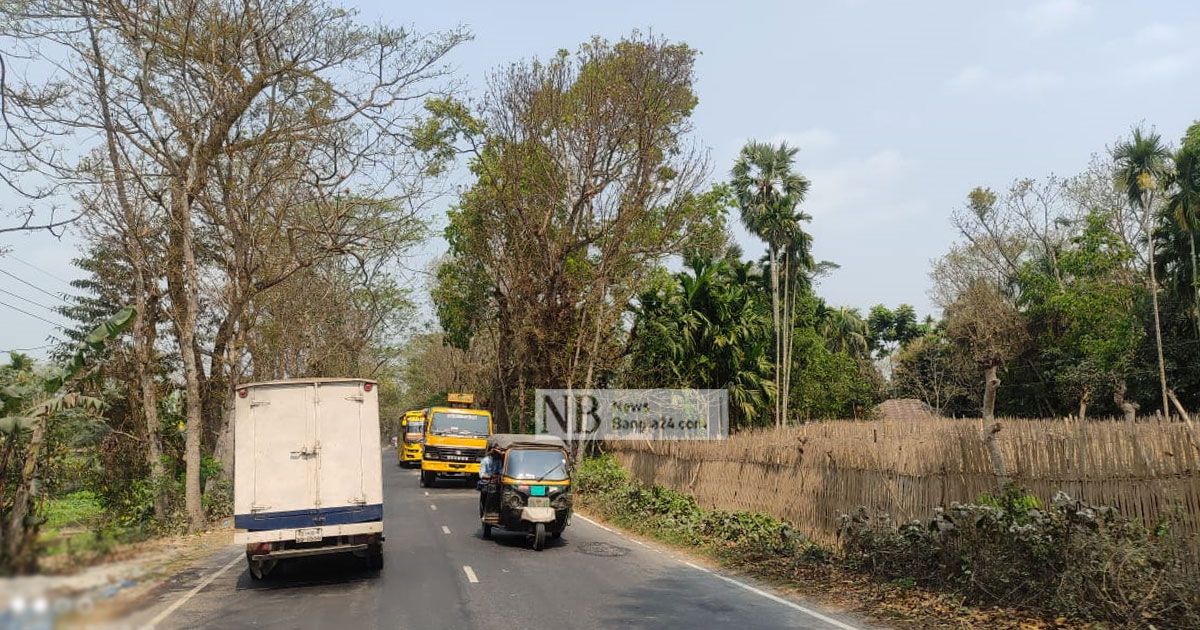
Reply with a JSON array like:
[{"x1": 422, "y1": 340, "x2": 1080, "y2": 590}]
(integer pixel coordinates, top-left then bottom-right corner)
[
  {"x1": 423, "y1": 491, "x2": 429, "y2": 496},
  {"x1": 708, "y1": 572, "x2": 860, "y2": 630},
  {"x1": 430, "y1": 504, "x2": 438, "y2": 511},
  {"x1": 143, "y1": 553, "x2": 242, "y2": 629},
  {"x1": 575, "y1": 514, "x2": 860, "y2": 630},
  {"x1": 463, "y1": 565, "x2": 479, "y2": 583},
  {"x1": 441, "y1": 525, "x2": 451, "y2": 534},
  {"x1": 574, "y1": 514, "x2": 612, "y2": 532}
]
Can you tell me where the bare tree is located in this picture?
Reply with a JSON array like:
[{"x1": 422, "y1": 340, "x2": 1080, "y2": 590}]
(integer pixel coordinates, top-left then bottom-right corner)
[{"x1": 3, "y1": 0, "x2": 467, "y2": 529}]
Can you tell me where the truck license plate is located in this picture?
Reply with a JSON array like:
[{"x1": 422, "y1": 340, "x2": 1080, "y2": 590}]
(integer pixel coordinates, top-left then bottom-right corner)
[
  {"x1": 296, "y1": 527, "x2": 321, "y2": 543},
  {"x1": 528, "y1": 497, "x2": 551, "y2": 508}
]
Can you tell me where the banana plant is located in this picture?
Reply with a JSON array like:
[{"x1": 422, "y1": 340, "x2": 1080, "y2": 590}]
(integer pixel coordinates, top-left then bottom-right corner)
[{"x1": 0, "y1": 306, "x2": 135, "y2": 574}]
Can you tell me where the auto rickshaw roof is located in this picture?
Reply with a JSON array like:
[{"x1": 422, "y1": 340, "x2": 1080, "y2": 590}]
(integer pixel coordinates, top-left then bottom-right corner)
[{"x1": 487, "y1": 433, "x2": 568, "y2": 451}]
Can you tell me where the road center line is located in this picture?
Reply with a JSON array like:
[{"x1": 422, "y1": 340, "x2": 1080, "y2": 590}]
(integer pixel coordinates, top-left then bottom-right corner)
[
  {"x1": 423, "y1": 491, "x2": 429, "y2": 496},
  {"x1": 430, "y1": 504, "x2": 438, "y2": 511},
  {"x1": 575, "y1": 513, "x2": 860, "y2": 630},
  {"x1": 441, "y1": 525, "x2": 451, "y2": 534},
  {"x1": 143, "y1": 553, "x2": 242, "y2": 629},
  {"x1": 463, "y1": 565, "x2": 479, "y2": 583}
]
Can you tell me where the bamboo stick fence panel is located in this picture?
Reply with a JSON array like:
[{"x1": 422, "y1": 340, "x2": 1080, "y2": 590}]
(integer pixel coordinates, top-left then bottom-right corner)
[{"x1": 605, "y1": 417, "x2": 1200, "y2": 547}]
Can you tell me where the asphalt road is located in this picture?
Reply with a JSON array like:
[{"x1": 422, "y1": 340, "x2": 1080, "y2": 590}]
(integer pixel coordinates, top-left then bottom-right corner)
[{"x1": 121, "y1": 450, "x2": 866, "y2": 630}]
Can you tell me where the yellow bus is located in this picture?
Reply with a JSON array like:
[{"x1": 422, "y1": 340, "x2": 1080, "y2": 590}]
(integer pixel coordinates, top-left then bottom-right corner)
[
  {"x1": 419, "y1": 394, "x2": 493, "y2": 488},
  {"x1": 397, "y1": 409, "x2": 426, "y2": 467}
]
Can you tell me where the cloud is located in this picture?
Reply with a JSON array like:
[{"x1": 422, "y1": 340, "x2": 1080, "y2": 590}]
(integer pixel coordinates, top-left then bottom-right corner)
[
  {"x1": 1133, "y1": 22, "x2": 1180, "y2": 46},
  {"x1": 946, "y1": 66, "x2": 1061, "y2": 95},
  {"x1": 803, "y1": 149, "x2": 918, "y2": 221},
  {"x1": 1022, "y1": 0, "x2": 1092, "y2": 35},
  {"x1": 1122, "y1": 51, "x2": 1195, "y2": 82},
  {"x1": 948, "y1": 66, "x2": 988, "y2": 89},
  {"x1": 768, "y1": 128, "x2": 839, "y2": 152}
]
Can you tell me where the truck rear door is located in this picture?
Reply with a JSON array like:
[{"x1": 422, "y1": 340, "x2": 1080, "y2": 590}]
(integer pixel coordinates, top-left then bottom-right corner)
[
  {"x1": 315, "y1": 381, "x2": 368, "y2": 507},
  {"x1": 250, "y1": 382, "x2": 317, "y2": 515}
]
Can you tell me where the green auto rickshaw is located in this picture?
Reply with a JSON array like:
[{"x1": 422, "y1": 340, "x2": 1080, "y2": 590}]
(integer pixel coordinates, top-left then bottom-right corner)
[{"x1": 478, "y1": 434, "x2": 571, "y2": 550}]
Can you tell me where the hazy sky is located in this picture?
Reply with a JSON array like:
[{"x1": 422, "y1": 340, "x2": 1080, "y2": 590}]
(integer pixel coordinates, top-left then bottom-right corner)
[{"x1": 2, "y1": 0, "x2": 1198, "y2": 356}]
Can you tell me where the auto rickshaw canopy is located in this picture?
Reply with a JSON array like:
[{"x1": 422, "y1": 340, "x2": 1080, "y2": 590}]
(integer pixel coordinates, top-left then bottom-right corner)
[{"x1": 486, "y1": 433, "x2": 568, "y2": 452}]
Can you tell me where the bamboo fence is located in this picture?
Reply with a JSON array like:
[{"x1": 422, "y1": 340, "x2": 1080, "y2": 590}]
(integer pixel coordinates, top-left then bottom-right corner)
[{"x1": 604, "y1": 416, "x2": 1200, "y2": 547}]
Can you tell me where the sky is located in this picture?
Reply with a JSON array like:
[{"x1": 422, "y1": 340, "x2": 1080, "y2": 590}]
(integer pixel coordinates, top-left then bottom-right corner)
[{"x1": 1, "y1": 0, "x2": 1198, "y2": 356}]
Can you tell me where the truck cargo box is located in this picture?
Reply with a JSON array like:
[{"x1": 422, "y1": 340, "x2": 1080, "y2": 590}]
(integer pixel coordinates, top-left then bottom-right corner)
[{"x1": 233, "y1": 378, "x2": 383, "y2": 536}]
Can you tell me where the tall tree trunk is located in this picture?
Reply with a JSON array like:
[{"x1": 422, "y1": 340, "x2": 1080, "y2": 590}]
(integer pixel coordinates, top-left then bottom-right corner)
[
  {"x1": 1145, "y1": 191, "x2": 1171, "y2": 417},
  {"x1": 167, "y1": 183, "x2": 206, "y2": 532},
  {"x1": 133, "y1": 275, "x2": 166, "y2": 519},
  {"x1": 982, "y1": 422, "x2": 1007, "y2": 492},
  {"x1": 981, "y1": 364, "x2": 1000, "y2": 421},
  {"x1": 1190, "y1": 231, "x2": 1199, "y2": 339},
  {"x1": 86, "y1": 9, "x2": 167, "y2": 520},
  {"x1": 5, "y1": 414, "x2": 47, "y2": 571},
  {"x1": 1077, "y1": 386, "x2": 1089, "y2": 421},
  {"x1": 780, "y1": 251, "x2": 794, "y2": 426},
  {"x1": 769, "y1": 245, "x2": 781, "y2": 429}
]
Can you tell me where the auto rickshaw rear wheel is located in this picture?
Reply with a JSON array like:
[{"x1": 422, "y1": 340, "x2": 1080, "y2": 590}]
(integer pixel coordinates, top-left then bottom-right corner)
[
  {"x1": 482, "y1": 523, "x2": 492, "y2": 539},
  {"x1": 532, "y1": 522, "x2": 546, "y2": 551},
  {"x1": 550, "y1": 530, "x2": 561, "y2": 540}
]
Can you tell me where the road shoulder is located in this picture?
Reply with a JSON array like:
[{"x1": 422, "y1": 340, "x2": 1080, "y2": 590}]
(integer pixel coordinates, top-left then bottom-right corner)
[{"x1": 572, "y1": 509, "x2": 875, "y2": 630}]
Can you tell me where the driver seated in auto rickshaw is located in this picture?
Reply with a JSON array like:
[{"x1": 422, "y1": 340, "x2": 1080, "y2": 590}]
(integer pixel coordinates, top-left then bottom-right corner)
[{"x1": 477, "y1": 434, "x2": 571, "y2": 551}]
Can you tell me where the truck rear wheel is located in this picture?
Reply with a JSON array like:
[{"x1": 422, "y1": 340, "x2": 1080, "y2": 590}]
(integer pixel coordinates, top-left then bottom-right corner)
[
  {"x1": 420, "y1": 470, "x2": 435, "y2": 487},
  {"x1": 248, "y1": 557, "x2": 277, "y2": 580},
  {"x1": 365, "y1": 544, "x2": 384, "y2": 571}
]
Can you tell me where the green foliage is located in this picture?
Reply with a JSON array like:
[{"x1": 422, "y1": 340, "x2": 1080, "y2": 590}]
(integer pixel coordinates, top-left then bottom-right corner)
[
  {"x1": 625, "y1": 255, "x2": 883, "y2": 425},
  {"x1": 890, "y1": 330, "x2": 977, "y2": 415},
  {"x1": 1017, "y1": 209, "x2": 1144, "y2": 405},
  {"x1": 42, "y1": 490, "x2": 104, "y2": 530},
  {"x1": 624, "y1": 256, "x2": 775, "y2": 427},
  {"x1": 409, "y1": 97, "x2": 485, "y2": 176},
  {"x1": 731, "y1": 141, "x2": 812, "y2": 260},
  {"x1": 1, "y1": 307, "x2": 136, "y2": 574},
  {"x1": 432, "y1": 253, "x2": 492, "y2": 351},
  {"x1": 576, "y1": 455, "x2": 803, "y2": 556},
  {"x1": 788, "y1": 324, "x2": 884, "y2": 419},
  {"x1": 1113, "y1": 127, "x2": 1172, "y2": 210},
  {"x1": 867, "y1": 304, "x2": 929, "y2": 358}
]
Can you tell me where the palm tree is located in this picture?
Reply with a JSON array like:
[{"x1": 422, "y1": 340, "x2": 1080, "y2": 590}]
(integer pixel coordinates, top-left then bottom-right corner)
[
  {"x1": 1113, "y1": 127, "x2": 1172, "y2": 417},
  {"x1": 1165, "y1": 144, "x2": 1200, "y2": 336},
  {"x1": 731, "y1": 142, "x2": 811, "y2": 428},
  {"x1": 820, "y1": 306, "x2": 870, "y2": 358}
]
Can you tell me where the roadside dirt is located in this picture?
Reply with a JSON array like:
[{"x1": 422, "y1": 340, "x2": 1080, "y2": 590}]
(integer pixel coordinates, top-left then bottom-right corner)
[{"x1": 2, "y1": 526, "x2": 235, "y2": 628}]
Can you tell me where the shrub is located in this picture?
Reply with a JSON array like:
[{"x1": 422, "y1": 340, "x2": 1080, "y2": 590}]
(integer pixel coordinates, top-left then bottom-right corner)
[
  {"x1": 576, "y1": 454, "x2": 811, "y2": 557},
  {"x1": 838, "y1": 484, "x2": 1200, "y2": 627}
]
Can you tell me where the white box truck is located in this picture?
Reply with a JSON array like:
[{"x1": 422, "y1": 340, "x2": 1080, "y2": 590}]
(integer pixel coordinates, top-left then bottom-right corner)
[{"x1": 232, "y1": 378, "x2": 384, "y2": 579}]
